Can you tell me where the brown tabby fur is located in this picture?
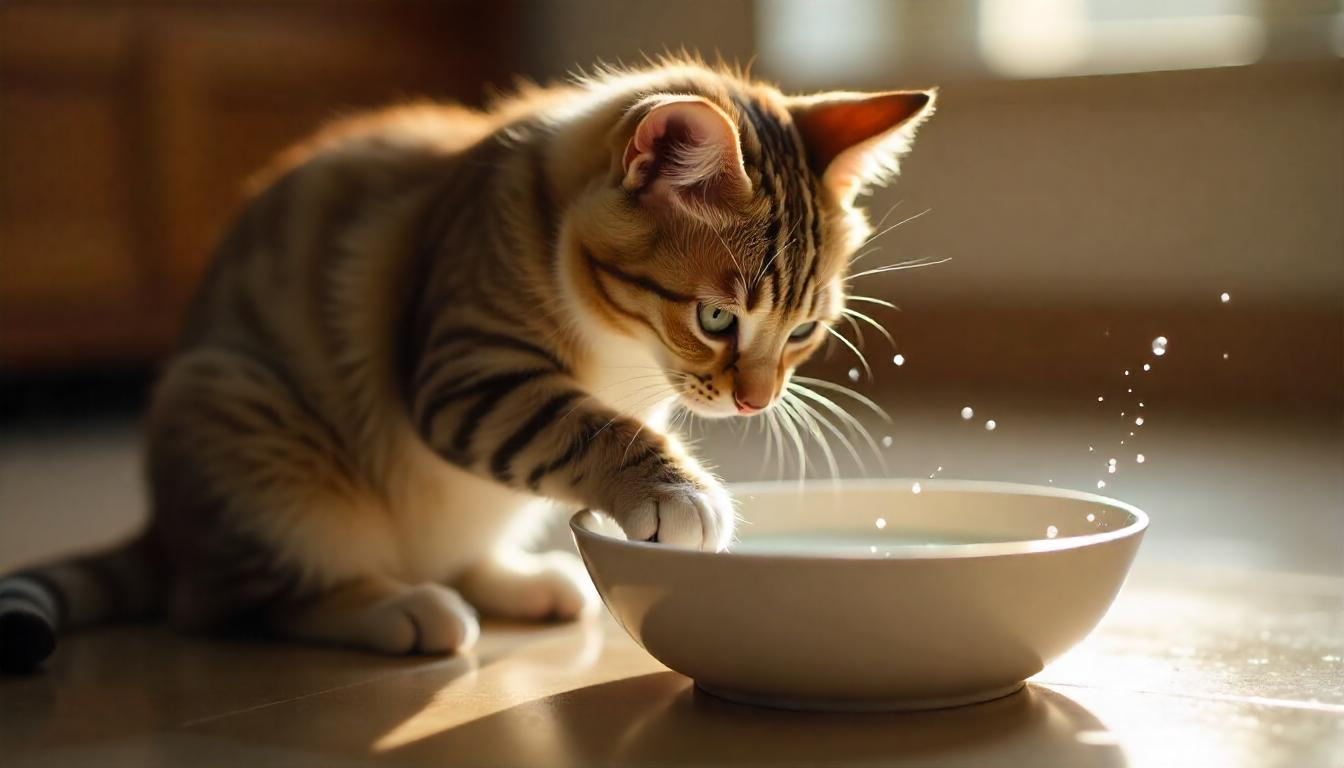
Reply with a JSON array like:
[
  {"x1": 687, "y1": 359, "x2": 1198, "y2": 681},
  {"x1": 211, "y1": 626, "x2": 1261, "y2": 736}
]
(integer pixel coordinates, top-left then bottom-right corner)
[{"x1": 0, "y1": 59, "x2": 934, "y2": 666}]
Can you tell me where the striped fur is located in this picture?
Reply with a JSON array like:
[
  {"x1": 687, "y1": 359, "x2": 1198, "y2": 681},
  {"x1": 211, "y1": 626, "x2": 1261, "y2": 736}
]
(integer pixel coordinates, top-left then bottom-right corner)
[{"x1": 0, "y1": 59, "x2": 935, "y2": 670}]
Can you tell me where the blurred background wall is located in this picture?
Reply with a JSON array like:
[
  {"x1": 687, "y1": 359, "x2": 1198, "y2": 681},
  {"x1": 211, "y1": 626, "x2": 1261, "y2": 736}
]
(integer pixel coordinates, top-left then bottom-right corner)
[{"x1": 2, "y1": 0, "x2": 1340, "y2": 418}]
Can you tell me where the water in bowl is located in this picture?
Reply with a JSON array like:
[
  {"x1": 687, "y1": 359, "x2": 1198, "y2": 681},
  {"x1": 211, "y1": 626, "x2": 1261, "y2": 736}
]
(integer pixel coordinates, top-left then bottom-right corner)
[{"x1": 732, "y1": 529, "x2": 1024, "y2": 556}]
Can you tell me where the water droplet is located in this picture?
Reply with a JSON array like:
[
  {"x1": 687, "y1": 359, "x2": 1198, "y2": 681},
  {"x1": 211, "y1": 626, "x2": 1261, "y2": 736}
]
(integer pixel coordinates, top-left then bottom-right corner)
[
  {"x1": 1220, "y1": 291, "x2": 1231, "y2": 304},
  {"x1": 881, "y1": 435, "x2": 893, "y2": 448},
  {"x1": 936, "y1": 466, "x2": 943, "y2": 472},
  {"x1": 1108, "y1": 457, "x2": 1117, "y2": 465},
  {"x1": 1222, "y1": 352, "x2": 1229, "y2": 360},
  {"x1": 1088, "y1": 445, "x2": 1094, "y2": 452},
  {"x1": 960, "y1": 406, "x2": 974, "y2": 420},
  {"x1": 1046, "y1": 525, "x2": 1058, "y2": 539},
  {"x1": 1097, "y1": 395, "x2": 1104, "y2": 402},
  {"x1": 1139, "y1": 401, "x2": 1145, "y2": 407},
  {"x1": 870, "y1": 545, "x2": 878, "y2": 554},
  {"x1": 1096, "y1": 480, "x2": 1107, "y2": 489},
  {"x1": 1136, "y1": 453, "x2": 1146, "y2": 463},
  {"x1": 984, "y1": 419, "x2": 997, "y2": 431},
  {"x1": 1120, "y1": 439, "x2": 1126, "y2": 445},
  {"x1": 875, "y1": 517, "x2": 887, "y2": 529},
  {"x1": 1135, "y1": 416, "x2": 1145, "y2": 426},
  {"x1": 1121, "y1": 411, "x2": 1126, "y2": 417},
  {"x1": 1143, "y1": 363, "x2": 1151, "y2": 372},
  {"x1": 847, "y1": 368, "x2": 860, "y2": 382},
  {"x1": 892, "y1": 354, "x2": 905, "y2": 366},
  {"x1": 1107, "y1": 464, "x2": 1116, "y2": 474},
  {"x1": 911, "y1": 482, "x2": 922, "y2": 494},
  {"x1": 1086, "y1": 513, "x2": 1096, "y2": 522},
  {"x1": 1152, "y1": 336, "x2": 1168, "y2": 356},
  {"x1": 1124, "y1": 370, "x2": 1130, "y2": 376},
  {"x1": 1048, "y1": 478, "x2": 1055, "y2": 484}
]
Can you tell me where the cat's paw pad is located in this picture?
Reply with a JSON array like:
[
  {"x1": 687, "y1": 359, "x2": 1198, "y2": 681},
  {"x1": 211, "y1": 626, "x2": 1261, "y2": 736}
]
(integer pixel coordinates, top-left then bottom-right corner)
[
  {"x1": 620, "y1": 483, "x2": 735, "y2": 551},
  {"x1": 365, "y1": 583, "x2": 480, "y2": 656}
]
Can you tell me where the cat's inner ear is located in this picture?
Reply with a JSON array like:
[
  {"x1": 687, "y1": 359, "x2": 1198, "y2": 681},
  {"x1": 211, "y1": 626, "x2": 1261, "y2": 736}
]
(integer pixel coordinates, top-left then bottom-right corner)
[
  {"x1": 621, "y1": 97, "x2": 751, "y2": 208},
  {"x1": 789, "y1": 90, "x2": 936, "y2": 200}
]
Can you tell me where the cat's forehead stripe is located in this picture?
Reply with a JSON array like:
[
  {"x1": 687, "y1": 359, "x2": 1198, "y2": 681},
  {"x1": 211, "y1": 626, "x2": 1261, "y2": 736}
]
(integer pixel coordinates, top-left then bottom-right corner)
[{"x1": 732, "y1": 92, "x2": 823, "y2": 318}]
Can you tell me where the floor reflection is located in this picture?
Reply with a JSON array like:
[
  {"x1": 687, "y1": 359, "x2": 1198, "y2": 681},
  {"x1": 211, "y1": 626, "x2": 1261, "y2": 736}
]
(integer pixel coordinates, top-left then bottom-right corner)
[{"x1": 391, "y1": 672, "x2": 1126, "y2": 767}]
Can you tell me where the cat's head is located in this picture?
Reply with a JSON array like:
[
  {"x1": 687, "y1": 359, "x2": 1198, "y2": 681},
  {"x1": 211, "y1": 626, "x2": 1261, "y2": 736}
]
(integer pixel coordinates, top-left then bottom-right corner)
[{"x1": 566, "y1": 71, "x2": 934, "y2": 418}]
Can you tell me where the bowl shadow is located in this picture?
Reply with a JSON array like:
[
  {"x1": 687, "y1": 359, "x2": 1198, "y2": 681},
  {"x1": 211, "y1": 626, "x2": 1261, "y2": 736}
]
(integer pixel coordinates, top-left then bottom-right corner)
[{"x1": 388, "y1": 671, "x2": 1127, "y2": 767}]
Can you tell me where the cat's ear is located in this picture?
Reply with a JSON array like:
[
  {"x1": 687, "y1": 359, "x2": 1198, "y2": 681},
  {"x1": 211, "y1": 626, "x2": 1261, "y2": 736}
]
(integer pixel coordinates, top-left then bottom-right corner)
[
  {"x1": 788, "y1": 89, "x2": 936, "y2": 202},
  {"x1": 620, "y1": 96, "x2": 752, "y2": 209}
]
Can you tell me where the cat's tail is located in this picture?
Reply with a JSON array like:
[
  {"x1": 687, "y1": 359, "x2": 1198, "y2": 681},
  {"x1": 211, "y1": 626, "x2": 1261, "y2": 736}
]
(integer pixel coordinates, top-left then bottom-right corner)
[{"x1": 0, "y1": 533, "x2": 164, "y2": 673}]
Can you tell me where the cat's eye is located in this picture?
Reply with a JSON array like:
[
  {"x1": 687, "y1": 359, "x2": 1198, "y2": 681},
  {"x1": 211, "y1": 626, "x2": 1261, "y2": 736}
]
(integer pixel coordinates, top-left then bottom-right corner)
[
  {"x1": 789, "y1": 321, "x2": 818, "y2": 341},
  {"x1": 697, "y1": 303, "x2": 736, "y2": 336}
]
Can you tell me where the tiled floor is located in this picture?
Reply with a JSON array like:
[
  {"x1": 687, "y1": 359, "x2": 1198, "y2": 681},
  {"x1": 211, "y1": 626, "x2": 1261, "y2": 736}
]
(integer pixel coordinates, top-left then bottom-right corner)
[{"x1": 2, "y1": 394, "x2": 1341, "y2": 767}]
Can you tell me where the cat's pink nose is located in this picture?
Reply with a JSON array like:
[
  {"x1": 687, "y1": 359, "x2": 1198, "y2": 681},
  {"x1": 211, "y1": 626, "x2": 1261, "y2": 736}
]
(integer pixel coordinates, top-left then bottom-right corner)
[{"x1": 733, "y1": 393, "x2": 768, "y2": 414}]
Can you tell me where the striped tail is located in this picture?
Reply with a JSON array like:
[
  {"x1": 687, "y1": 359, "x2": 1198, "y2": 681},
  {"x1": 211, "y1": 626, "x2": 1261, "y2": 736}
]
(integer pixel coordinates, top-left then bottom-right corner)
[{"x1": 0, "y1": 534, "x2": 163, "y2": 673}]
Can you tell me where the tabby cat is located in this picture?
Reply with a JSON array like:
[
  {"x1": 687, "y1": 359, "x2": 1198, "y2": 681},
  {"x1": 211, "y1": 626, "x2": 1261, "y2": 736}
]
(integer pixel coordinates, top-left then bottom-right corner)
[{"x1": 0, "y1": 60, "x2": 934, "y2": 672}]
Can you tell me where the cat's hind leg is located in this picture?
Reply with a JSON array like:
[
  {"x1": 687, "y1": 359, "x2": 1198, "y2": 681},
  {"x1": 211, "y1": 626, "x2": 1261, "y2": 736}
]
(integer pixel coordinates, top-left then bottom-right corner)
[
  {"x1": 149, "y1": 348, "x2": 477, "y2": 655},
  {"x1": 456, "y1": 550, "x2": 599, "y2": 622}
]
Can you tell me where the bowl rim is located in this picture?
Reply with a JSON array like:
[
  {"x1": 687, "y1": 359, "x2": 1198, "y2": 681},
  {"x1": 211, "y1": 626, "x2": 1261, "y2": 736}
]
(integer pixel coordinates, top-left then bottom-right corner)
[{"x1": 570, "y1": 479, "x2": 1149, "y2": 561}]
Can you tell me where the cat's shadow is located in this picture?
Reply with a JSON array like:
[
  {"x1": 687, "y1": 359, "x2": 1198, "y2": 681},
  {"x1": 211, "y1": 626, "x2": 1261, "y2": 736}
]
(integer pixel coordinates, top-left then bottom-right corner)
[{"x1": 385, "y1": 669, "x2": 1127, "y2": 767}]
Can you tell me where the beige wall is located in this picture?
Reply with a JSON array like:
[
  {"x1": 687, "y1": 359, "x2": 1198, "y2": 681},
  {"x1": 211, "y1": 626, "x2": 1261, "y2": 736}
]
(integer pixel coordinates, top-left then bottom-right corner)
[{"x1": 846, "y1": 61, "x2": 1344, "y2": 310}]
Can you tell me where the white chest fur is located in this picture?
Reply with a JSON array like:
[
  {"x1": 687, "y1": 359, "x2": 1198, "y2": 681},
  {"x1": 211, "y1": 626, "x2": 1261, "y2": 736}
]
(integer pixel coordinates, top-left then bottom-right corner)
[{"x1": 581, "y1": 330, "x2": 674, "y2": 430}]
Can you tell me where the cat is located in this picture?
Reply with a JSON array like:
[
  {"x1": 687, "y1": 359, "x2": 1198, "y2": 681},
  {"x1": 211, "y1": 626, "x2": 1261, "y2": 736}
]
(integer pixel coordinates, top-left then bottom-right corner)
[{"x1": 0, "y1": 58, "x2": 934, "y2": 672}]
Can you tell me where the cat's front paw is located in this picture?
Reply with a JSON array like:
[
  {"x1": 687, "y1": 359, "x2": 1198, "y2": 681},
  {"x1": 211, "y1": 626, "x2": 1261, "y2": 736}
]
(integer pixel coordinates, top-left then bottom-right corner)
[{"x1": 616, "y1": 481, "x2": 735, "y2": 551}]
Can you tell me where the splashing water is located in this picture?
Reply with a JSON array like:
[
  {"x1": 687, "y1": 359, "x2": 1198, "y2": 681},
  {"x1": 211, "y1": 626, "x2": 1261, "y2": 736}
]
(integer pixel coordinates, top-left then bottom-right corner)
[
  {"x1": 892, "y1": 354, "x2": 906, "y2": 366},
  {"x1": 984, "y1": 419, "x2": 997, "y2": 431},
  {"x1": 847, "y1": 368, "x2": 861, "y2": 382},
  {"x1": 1152, "y1": 336, "x2": 1168, "y2": 356},
  {"x1": 960, "y1": 406, "x2": 974, "y2": 420}
]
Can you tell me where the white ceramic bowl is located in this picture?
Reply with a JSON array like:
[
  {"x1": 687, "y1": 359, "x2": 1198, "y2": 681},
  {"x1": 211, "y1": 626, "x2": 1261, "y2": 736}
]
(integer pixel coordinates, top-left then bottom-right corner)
[{"x1": 571, "y1": 480, "x2": 1147, "y2": 711}]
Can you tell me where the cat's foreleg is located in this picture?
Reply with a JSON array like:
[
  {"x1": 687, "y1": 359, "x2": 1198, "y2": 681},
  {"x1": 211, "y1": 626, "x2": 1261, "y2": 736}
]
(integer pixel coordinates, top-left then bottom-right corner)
[{"x1": 411, "y1": 345, "x2": 735, "y2": 550}]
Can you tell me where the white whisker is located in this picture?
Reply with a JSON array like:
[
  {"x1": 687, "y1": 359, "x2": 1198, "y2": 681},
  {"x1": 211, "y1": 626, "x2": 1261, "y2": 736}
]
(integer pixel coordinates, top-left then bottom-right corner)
[
  {"x1": 824, "y1": 324, "x2": 871, "y2": 380},
  {"x1": 847, "y1": 256, "x2": 952, "y2": 282}
]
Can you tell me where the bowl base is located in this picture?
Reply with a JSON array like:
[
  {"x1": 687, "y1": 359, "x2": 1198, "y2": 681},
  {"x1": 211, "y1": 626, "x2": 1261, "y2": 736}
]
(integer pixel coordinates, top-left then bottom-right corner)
[{"x1": 695, "y1": 680, "x2": 1026, "y2": 712}]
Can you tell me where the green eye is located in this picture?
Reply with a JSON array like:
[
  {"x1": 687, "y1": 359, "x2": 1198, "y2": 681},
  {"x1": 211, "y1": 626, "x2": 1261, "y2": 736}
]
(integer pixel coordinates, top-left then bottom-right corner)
[
  {"x1": 697, "y1": 303, "x2": 736, "y2": 335},
  {"x1": 789, "y1": 321, "x2": 818, "y2": 340}
]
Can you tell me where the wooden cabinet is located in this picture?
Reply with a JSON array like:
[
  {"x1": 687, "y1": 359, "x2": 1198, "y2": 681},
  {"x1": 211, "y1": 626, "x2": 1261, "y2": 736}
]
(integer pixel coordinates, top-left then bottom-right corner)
[{"x1": 0, "y1": 2, "x2": 517, "y2": 369}]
